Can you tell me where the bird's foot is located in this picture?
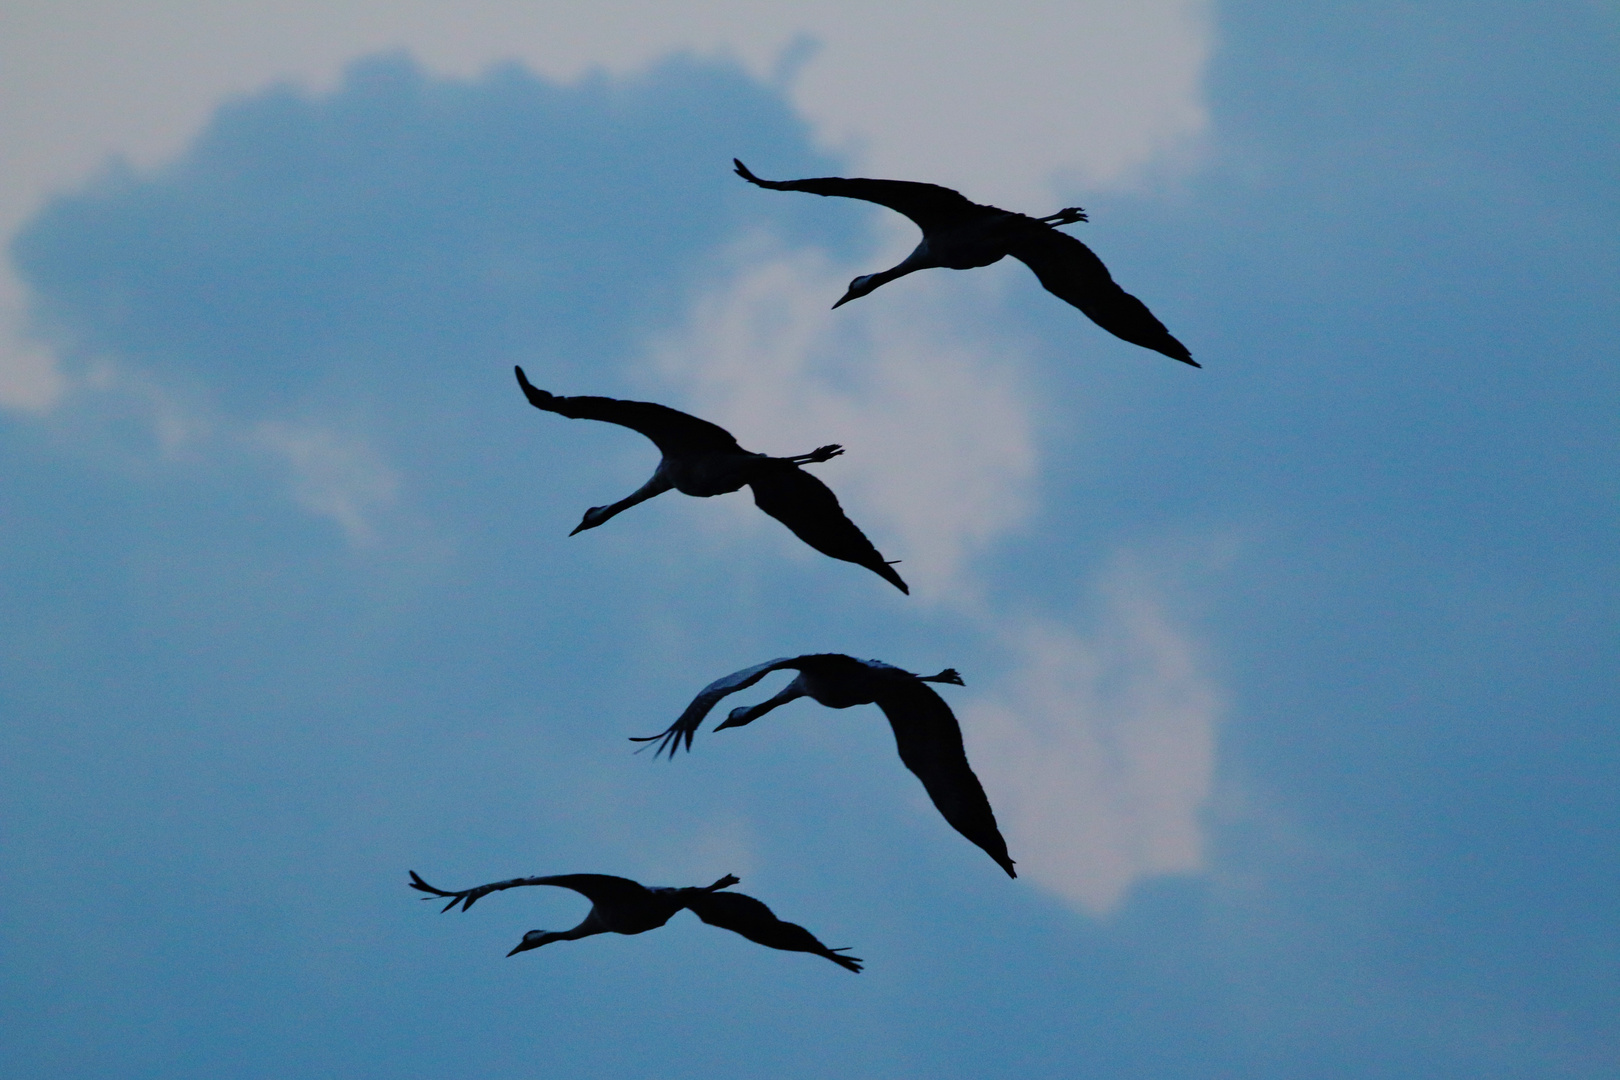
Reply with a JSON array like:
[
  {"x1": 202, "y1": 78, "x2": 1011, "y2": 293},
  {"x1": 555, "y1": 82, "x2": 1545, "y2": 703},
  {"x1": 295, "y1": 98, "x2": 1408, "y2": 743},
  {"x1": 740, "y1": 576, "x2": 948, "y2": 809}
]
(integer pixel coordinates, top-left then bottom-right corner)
[
  {"x1": 1038, "y1": 207, "x2": 1088, "y2": 226},
  {"x1": 827, "y1": 948, "x2": 864, "y2": 973},
  {"x1": 793, "y1": 444, "x2": 844, "y2": 464}
]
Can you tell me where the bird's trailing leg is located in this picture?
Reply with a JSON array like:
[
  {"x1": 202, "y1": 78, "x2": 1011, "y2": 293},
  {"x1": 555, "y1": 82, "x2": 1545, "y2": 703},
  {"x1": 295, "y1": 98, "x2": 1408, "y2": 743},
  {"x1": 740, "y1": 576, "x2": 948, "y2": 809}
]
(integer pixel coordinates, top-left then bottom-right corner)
[
  {"x1": 920, "y1": 668, "x2": 964, "y2": 686},
  {"x1": 782, "y1": 444, "x2": 844, "y2": 465},
  {"x1": 704, "y1": 874, "x2": 741, "y2": 892},
  {"x1": 1036, "y1": 207, "x2": 1088, "y2": 226}
]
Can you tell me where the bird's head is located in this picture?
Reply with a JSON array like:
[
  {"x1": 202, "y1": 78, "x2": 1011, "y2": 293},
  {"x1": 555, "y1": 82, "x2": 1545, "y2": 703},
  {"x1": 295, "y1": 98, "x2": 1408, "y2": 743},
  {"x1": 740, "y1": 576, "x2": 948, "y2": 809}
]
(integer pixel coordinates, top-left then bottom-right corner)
[
  {"x1": 832, "y1": 274, "x2": 880, "y2": 309},
  {"x1": 569, "y1": 506, "x2": 609, "y2": 536},
  {"x1": 713, "y1": 704, "x2": 759, "y2": 731},
  {"x1": 507, "y1": 929, "x2": 559, "y2": 956}
]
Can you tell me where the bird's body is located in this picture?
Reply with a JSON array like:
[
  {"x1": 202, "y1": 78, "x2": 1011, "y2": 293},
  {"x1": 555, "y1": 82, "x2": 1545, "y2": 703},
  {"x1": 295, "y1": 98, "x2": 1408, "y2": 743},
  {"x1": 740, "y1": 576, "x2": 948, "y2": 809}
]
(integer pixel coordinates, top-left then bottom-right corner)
[
  {"x1": 408, "y1": 870, "x2": 862, "y2": 971},
  {"x1": 733, "y1": 159, "x2": 1196, "y2": 367},
  {"x1": 634, "y1": 654, "x2": 1016, "y2": 878},
  {"x1": 514, "y1": 366, "x2": 907, "y2": 593}
]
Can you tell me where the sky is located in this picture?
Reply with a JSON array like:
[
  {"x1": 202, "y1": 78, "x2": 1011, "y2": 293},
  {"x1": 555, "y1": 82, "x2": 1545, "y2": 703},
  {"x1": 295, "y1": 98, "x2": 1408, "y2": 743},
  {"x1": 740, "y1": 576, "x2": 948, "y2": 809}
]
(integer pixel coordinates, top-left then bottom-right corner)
[{"x1": 0, "y1": 2, "x2": 1615, "y2": 1078}]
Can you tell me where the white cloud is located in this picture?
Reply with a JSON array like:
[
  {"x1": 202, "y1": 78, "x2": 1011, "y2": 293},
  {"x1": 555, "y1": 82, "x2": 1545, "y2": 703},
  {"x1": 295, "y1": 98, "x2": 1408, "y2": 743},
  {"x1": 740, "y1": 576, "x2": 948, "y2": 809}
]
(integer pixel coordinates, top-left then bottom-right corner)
[
  {"x1": 648, "y1": 235, "x2": 1037, "y2": 598},
  {"x1": 18, "y1": 356, "x2": 398, "y2": 544},
  {"x1": 4, "y1": 2, "x2": 1223, "y2": 913},
  {"x1": 651, "y1": 236, "x2": 1220, "y2": 913},
  {"x1": 0, "y1": 0, "x2": 1210, "y2": 409},
  {"x1": 253, "y1": 421, "x2": 401, "y2": 546},
  {"x1": 0, "y1": 303, "x2": 63, "y2": 412},
  {"x1": 961, "y1": 569, "x2": 1219, "y2": 914}
]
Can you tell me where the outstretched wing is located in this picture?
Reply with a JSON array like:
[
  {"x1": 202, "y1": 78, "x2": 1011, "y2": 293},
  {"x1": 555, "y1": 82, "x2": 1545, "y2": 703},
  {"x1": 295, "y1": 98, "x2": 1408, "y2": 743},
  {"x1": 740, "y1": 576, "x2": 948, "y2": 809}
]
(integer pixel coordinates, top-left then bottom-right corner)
[
  {"x1": 630, "y1": 657, "x2": 803, "y2": 757},
  {"x1": 1003, "y1": 230, "x2": 1197, "y2": 366},
  {"x1": 683, "y1": 889, "x2": 863, "y2": 973},
  {"x1": 409, "y1": 870, "x2": 651, "y2": 913},
  {"x1": 735, "y1": 159, "x2": 986, "y2": 234},
  {"x1": 515, "y1": 366, "x2": 743, "y2": 456},
  {"x1": 748, "y1": 466, "x2": 908, "y2": 593},
  {"x1": 874, "y1": 682, "x2": 1017, "y2": 877}
]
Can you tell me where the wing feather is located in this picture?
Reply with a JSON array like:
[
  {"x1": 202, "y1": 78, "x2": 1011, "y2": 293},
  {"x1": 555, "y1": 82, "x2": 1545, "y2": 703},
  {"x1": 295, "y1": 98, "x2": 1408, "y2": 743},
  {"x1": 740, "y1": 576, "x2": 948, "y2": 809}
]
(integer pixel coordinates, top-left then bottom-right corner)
[
  {"x1": 631, "y1": 657, "x2": 804, "y2": 756},
  {"x1": 684, "y1": 890, "x2": 862, "y2": 972},
  {"x1": 734, "y1": 160, "x2": 985, "y2": 233},
  {"x1": 515, "y1": 367, "x2": 743, "y2": 455},
  {"x1": 1004, "y1": 231, "x2": 1196, "y2": 366},
  {"x1": 875, "y1": 683, "x2": 1017, "y2": 877},
  {"x1": 748, "y1": 466, "x2": 908, "y2": 593},
  {"x1": 409, "y1": 870, "x2": 651, "y2": 912}
]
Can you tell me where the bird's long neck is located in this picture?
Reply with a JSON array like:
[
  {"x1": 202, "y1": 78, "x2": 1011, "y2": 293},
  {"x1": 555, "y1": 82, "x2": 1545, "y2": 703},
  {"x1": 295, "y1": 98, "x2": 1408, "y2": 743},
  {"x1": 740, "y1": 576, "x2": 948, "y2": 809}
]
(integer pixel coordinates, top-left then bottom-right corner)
[
  {"x1": 716, "y1": 678, "x2": 808, "y2": 729},
  {"x1": 551, "y1": 917, "x2": 606, "y2": 944},
  {"x1": 575, "y1": 466, "x2": 674, "y2": 533},
  {"x1": 512, "y1": 910, "x2": 610, "y2": 954},
  {"x1": 868, "y1": 260, "x2": 927, "y2": 290},
  {"x1": 599, "y1": 473, "x2": 671, "y2": 520}
]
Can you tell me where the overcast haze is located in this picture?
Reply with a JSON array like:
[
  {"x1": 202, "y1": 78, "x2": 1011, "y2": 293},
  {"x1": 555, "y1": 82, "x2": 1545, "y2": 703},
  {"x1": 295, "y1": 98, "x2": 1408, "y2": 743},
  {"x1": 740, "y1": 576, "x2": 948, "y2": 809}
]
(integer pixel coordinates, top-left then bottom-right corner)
[{"x1": 2, "y1": 2, "x2": 1616, "y2": 1077}]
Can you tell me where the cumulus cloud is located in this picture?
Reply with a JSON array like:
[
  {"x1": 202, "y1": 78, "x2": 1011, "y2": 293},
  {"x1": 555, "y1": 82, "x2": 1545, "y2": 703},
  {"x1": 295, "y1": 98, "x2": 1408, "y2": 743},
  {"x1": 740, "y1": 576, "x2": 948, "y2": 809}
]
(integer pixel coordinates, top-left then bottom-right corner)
[
  {"x1": 962, "y1": 568, "x2": 1219, "y2": 914},
  {"x1": 649, "y1": 236, "x2": 1037, "y2": 597},
  {"x1": 252, "y1": 421, "x2": 400, "y2": 545},
  {"x1": 650, "y1": 234, "x2": 1220, "y2": 912},
  {"x1": 0, "y1": 300, "x2": 63, "y2": 411},
  {"x1": 2, "y1": 0, "x2": 1211, "y2": 409},
  {"x1": 13, "y1": 41, "x2": 1221, "y2": 916}
]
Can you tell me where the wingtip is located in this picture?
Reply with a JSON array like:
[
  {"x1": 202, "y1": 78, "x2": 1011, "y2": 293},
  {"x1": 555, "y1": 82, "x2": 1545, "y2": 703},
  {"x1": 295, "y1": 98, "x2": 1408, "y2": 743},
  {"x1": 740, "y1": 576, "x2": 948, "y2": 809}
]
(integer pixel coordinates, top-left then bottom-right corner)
[
  {"x1": 1161, "y1": 340, "x2": 1199, "y2": 367},
  {"x1": 877, "y1": 559, "x2": 909, "y2": 594},
  {"x1": 515, "y1": 365, "x2": 557, "y2": 405}
]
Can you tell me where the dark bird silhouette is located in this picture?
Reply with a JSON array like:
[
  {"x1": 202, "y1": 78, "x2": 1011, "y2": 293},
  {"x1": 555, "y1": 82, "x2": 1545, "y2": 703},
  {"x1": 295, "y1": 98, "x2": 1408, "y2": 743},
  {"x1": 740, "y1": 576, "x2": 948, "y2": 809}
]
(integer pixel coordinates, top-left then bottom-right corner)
[
  {"x1": 734, "y1": 159, "x2": 1196, "y2": 367},
  {"x1": 633, "y1": 654, "x2": 1016, "y2": 877},
  {"x1": 515, "y1": 366, "x2": 908, "y2": 593},
  {"x1": 408, "y1": 870, "x2": 862, "y2": 971}
]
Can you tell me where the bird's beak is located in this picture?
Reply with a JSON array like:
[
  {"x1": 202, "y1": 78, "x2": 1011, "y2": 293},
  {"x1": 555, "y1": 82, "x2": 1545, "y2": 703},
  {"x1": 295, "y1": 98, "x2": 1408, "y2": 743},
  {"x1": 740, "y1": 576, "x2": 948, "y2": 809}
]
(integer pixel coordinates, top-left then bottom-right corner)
[
  {"x1": 508, "y1": 936, "x2": 543, "y2": 957},
  {"x1": 831, "y1": 289, "x2": 858, "y2": 309}
]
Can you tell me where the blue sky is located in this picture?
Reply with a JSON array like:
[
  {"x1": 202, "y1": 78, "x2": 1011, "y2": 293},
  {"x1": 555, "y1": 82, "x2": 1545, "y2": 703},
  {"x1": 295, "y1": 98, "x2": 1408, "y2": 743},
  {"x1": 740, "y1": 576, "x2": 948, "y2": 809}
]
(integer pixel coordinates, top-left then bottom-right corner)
[{"x1": 2, "y1": 2, "x2": 1616, "y2": 1077}]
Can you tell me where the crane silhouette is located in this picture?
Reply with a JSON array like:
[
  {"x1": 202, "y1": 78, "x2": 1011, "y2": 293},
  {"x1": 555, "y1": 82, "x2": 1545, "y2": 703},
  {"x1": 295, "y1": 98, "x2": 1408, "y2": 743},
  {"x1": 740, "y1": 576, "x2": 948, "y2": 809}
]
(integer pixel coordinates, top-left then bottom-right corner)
[
  {"x1": 633, "y1": 654, "x2": 1016, "y2": 877},
  {"x1": 734, "y1": 159, "x2": 1196, "y2": 367},
  {"x1": 409, "y1": 870, "x2": 862, "y2": 971},
  {"x1": 515, "y1": 366, "x2": 907, "y2": 593}
]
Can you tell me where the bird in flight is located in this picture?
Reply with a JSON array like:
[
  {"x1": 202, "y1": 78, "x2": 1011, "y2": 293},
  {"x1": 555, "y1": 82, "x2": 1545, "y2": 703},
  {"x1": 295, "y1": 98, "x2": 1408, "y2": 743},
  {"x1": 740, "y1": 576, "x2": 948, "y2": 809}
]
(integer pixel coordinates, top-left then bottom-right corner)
[
  {"x1": 409, "y1": 869, "x2": 862, "y2": 971},
  {"x1": 515, "y1": 366, "x2": 908, "y2": 593},
  {"x1": 734, "y1": 159, "x2": 1196, "y2": 367},
  {"x1": 633, "y1": 654, "x2": 1016, "y2": 878}
]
